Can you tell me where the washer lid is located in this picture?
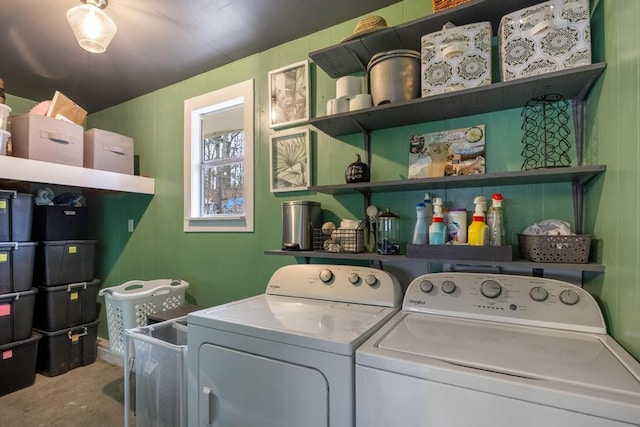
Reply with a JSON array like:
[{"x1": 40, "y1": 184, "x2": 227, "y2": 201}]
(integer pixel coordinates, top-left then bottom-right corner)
[
  {"x1": 188, "y1": 294, "x2": 398, "y2": 355},
  {"x1": 376, "y1": 313, "x2": 640, "y2": 395}
]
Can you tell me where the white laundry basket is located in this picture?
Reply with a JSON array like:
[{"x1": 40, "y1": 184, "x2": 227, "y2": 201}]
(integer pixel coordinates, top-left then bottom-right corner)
[{"x1": 98, "y1": 279, "x2": 189, "y2": 355}]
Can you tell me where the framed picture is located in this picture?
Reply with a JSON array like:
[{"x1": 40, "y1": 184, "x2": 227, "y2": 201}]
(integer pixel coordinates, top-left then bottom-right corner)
[
  {"x1": 270, "y1": 128, "x2": 311, "y2": 192},
  {"x1": 268, "y1": 60, "x2": 310, "y2": 129}
]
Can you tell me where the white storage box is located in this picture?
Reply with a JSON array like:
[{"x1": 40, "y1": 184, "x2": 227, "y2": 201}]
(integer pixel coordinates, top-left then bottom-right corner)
[
  {"x1": 499, "y1": 0, "x2": 591, "y2": 82},
  {"x1": 84, "y1": 128, "x2": 134, "y2": 174},
  {"x1": 421, "y1": 22, "x2": 492, "y2": 97},
  {"x1": 10, "y1": 114, "x2": 84, "y2": 166},
  {"x1": 124, "y1": 318, "x2": 188, "y2": 427},
  {"x1": 98, "y1": 279, "x2": 189, "y2": 355}
]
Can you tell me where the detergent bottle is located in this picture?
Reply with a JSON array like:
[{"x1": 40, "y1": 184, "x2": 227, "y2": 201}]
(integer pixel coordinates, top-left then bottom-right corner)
[
  {"x1": 428, "y1": 198, "x2": 446, "y2": 245},
  {"x1": 468, "y1": 196, "x2": 488, "y2": 246}
]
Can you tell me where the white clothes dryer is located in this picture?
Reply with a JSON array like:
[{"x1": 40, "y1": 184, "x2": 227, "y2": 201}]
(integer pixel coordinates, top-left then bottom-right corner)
[
  {"x1": 356, "y1": 273, "x2": 640, "y2": 427},
  {"x1": 188, "y1": 264, "x2": 402, "y2": 427}
]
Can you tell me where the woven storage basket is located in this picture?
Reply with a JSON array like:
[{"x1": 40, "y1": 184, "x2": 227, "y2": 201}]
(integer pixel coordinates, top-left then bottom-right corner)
[
  {"x1": 432, "y1": 0, "x2": 470, "y2": 12},
  {"x1": 518, "y1": 234, "x2": 591, "y2": 263}
]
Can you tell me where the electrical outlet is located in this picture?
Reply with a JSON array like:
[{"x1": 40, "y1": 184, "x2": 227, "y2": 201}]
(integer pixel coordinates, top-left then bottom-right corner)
[{"x1": 128, "y1": 219, "x2": 134, "y2": 233}]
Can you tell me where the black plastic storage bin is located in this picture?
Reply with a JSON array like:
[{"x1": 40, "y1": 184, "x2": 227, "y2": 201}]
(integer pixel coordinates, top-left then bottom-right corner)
[
  {"x1": 32, "y1": 205, "x2": 89, "y2": 241},
  {"x1": 33, "y1": 279, "x2": 101, "y2": 331},
  {"x1": 34, "y1": 320, "x2": 99, "y2": 377},
  {"x1": 0, "y1": 332, "x2": 41, "y2": 396},
  {"x1": 0, "y1": 190, "x2": 34, "y2": 242},
  {"x1": 36, "y1": 240, "x2": 96, "y2": 286},
  {"x1": 0, "y1": 288, "x2": 38, "y2": 345},
  {"x1": 0, "y1": 241, "x2": 37, "y2": 294}
]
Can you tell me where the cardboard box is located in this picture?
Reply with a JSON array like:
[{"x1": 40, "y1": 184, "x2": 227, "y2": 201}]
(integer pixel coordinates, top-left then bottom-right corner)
[
  {"x1": 10, "y1": 114, "x2": 84, "y2": 167},
  {"x1": 84, "y1": 128, "x2": 134, "y2": 174},
  {"x1": 409, "y1": 125, "x2": 485, "y2": 179}
]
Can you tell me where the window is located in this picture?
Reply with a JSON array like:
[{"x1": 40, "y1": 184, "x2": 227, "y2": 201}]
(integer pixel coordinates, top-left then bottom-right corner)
[{"x1": 184, "y1": 80, "x2": 254, "y2": 232}]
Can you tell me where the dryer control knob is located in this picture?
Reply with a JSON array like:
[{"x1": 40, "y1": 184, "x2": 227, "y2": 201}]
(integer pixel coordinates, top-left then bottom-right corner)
[
  {"x1": 319, "y1": 269, "x2": 334, "y2": 283},
  {"x1": 559, "y1": 289, "x2": 580, "y2": 305},
  {"x1": 349, "y1": 273, "x2": 360, "y2": 284},
  {"x1": 529, "y1": 286, "x2": 549, "y2": 302},
  {"x1": 441, "y1": 280, "x2": 456, "y2": 294},
  {"x1": 365, "y1": 274, "x2": 378, "y2": 286},
  {"x1": 419, "y1": 280, "x2": 434, "y2": 293},
  {"x1": 480, "y1": 280, "x2": 502, "y2": 298}
]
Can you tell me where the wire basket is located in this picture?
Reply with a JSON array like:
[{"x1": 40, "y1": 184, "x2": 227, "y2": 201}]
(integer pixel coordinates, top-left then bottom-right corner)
[
  {"x1": 98, "y1": 279, "x2": 189, "y2": 355},
  {"x1": 432, "y1": 0, "x2": 470, "y2": 12},
  {"x1": 518, "y1": 234, "x2": 591, "y2": 263},
  {"x1": 313, "y1": 223, "x2": 365, "y2": 253}
]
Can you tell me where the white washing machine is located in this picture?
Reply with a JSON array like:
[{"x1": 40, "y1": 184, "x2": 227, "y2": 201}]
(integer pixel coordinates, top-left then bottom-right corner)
[
  {"x1": 188, "y1": 264, "x2": 402, "y2": 427},
  {"x1": 356, "y1": 273, "x2": 640, "y2": 426}
]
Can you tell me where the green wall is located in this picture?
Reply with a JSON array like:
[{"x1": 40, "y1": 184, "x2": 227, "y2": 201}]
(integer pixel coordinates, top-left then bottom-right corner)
[
  {"x1": 9, "y1": 0, "x2": 636, "y2": 359},
  {"x1": 582, "y1": 0, "x2": 640, "y2": 358}
]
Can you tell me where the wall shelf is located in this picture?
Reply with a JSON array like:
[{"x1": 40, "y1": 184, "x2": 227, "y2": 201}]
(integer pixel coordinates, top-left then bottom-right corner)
[
  {"x1": 310, "y1": 0, "x2": 543, "y2": 77},
  {"x1": 309, "y1": 165, "x2": 605, "y2": 195},
  {"x1": 264, "y1": 250, "x2": 605, "y2": 273},
  {"x1": 309, "y1": 63, "x2": 606, "y2": 138},
  {"x1": 0, "y1": 156, "x2": 155, "y2": 194}
]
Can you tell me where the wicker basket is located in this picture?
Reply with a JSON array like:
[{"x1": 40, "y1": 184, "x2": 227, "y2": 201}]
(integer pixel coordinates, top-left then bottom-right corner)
[
  {"x1": 518, "y1": 234, "x2": 591, "y2": 263},
  {"x1": 432, "y1": 0, "x2": 471, "y2": 13}
]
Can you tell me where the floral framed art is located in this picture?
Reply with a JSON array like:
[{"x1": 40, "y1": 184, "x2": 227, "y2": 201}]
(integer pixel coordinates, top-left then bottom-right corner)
[
  {"x1": 268, "y1": 60, "x2": 310, "y2": 129},
  {"x1": 269, "y1": 128, "x2": 311, "y2": 192}
]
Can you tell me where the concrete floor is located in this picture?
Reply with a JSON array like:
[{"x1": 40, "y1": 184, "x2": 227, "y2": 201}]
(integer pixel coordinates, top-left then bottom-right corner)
[{"x1": 0, "y1": 358, "x2": 135, "y2": 426}]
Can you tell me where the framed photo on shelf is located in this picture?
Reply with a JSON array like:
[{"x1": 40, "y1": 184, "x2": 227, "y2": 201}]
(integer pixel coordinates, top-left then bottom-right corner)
[
  {"x1": 268, "y1": 60, "x2": 310, "y2": 129},
  {"x1": 269, "y1": 127, "x2": 311, "y2": 193}
]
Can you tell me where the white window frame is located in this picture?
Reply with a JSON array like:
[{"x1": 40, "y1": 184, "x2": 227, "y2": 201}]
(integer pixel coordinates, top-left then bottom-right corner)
[{"x1": 183, "y1": 79, "x2": 254, "y2": 232}]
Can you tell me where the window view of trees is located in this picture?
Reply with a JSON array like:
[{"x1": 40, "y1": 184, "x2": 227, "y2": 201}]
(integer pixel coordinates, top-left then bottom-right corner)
[{"x1": 201, "y1": 130, "x2": 244, "y2": 216}]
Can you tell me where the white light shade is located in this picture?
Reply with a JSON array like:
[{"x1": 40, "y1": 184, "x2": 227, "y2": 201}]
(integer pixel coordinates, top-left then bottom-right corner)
[{"x1": 66, "y1": 4, "x2": 117, "y2": 53}]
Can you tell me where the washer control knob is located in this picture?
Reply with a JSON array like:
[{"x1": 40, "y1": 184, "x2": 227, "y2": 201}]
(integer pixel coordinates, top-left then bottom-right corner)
[
  {"x1": 419, "y1": 280, "x2": 434, "y2": 294},
  {"x1": 480, "y1": 280, "x2": 502, "y2": 298},
  {"x1": 348, "y1": 273, "x2": 360, "y2": 284},
  {"x1": 529, "y1": 286, "x2": 549, "y2": 302},
  {"x1": 441, "y1": 280, "x2": 456, "y2": 294},
  {"x1": 319, "y1": 269, "x2": 333, "y2": 283},
  {"x1": 365, "y1": 274, "x2": 378, "y2": 286},
  {"x1": 559, "y1": 289, "x2": 580, "y2": 306}
]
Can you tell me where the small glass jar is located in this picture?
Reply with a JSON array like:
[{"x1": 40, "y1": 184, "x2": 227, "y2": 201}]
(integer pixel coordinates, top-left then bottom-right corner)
[{"x1": 377, "y1": 207, "x2": 400, "y2": 255}]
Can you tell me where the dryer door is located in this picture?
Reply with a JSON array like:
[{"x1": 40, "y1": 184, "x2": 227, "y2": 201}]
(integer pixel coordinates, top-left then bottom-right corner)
[{"x1": 197, "y1": 343, "x2": 329, "y2": 427}]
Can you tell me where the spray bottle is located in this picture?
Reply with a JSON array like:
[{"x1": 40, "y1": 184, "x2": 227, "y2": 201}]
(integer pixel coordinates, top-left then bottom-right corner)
[
  {"x1": 423, "y1": 193, "x2": 433, "y2": 243},
  {"x1": 411, "y1": 203, "x2": 427, "y2": 244},
  {"x1": 487, "y1": 193, "x2": 505, "y2": 246},
  {"x1": 428, "y1": 197, "x2": 446, "y2": 245},
  {"x1": 468, "y1": 196, "x2": 488, "y2": 246}
]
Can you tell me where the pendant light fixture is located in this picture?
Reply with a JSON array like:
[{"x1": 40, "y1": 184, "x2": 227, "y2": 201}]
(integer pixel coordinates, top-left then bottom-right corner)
[{"x1": 66, "y1": 0, "x2": 117, "y2": 54}]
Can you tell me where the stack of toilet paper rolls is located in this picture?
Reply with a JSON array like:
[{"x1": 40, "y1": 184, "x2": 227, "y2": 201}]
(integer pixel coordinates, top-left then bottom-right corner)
[{"x1": 326, "y1": 76, "x2": 373, "y2": 115}]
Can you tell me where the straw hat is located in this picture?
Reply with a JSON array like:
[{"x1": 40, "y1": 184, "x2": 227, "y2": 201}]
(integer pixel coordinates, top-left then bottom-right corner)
[{"x1": 341, "y1": 16, "x2": 388, "y2": 42}]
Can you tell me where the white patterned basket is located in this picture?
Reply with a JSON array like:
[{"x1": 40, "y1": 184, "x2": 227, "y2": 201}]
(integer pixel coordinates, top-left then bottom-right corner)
[
  {"x1": 421, "y1": 21, "x2": 492, "y2": 97},
  {"x1": 499, "y1": 0, "x2": 591, "y2": 82},
  {"x1": 99, "y1": 279, "x2": 189, "y2": 355}
]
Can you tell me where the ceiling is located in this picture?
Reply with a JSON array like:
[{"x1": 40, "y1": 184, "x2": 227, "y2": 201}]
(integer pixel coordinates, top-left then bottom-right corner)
[{"x1": 0, "y1": 0, "x2": 400, "y2": 114}]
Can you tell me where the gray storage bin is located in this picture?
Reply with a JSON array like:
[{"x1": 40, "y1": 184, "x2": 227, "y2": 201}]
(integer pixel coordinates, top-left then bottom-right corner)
[
  {"x1": 124, "y1": 317, "x2": 188, "y2": 427},
  {"x1": 34, "y1": 319, "x2": 99, "y2": 377},
  {"x1": 36, "y1": 240, "x2": 96, "y2": 286},
  {"x1": 0, "y1": 190, "x2": 34, "y2": 242},
  {"x1": 0, "y1": 241, "x2": 37, "y2": 294},
  {"x1": 0, "y1": 288, "x2": 38, "y2": 345},
  {"x1": 33, "y1": 279, "x2": 101, "y2": 331}
]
